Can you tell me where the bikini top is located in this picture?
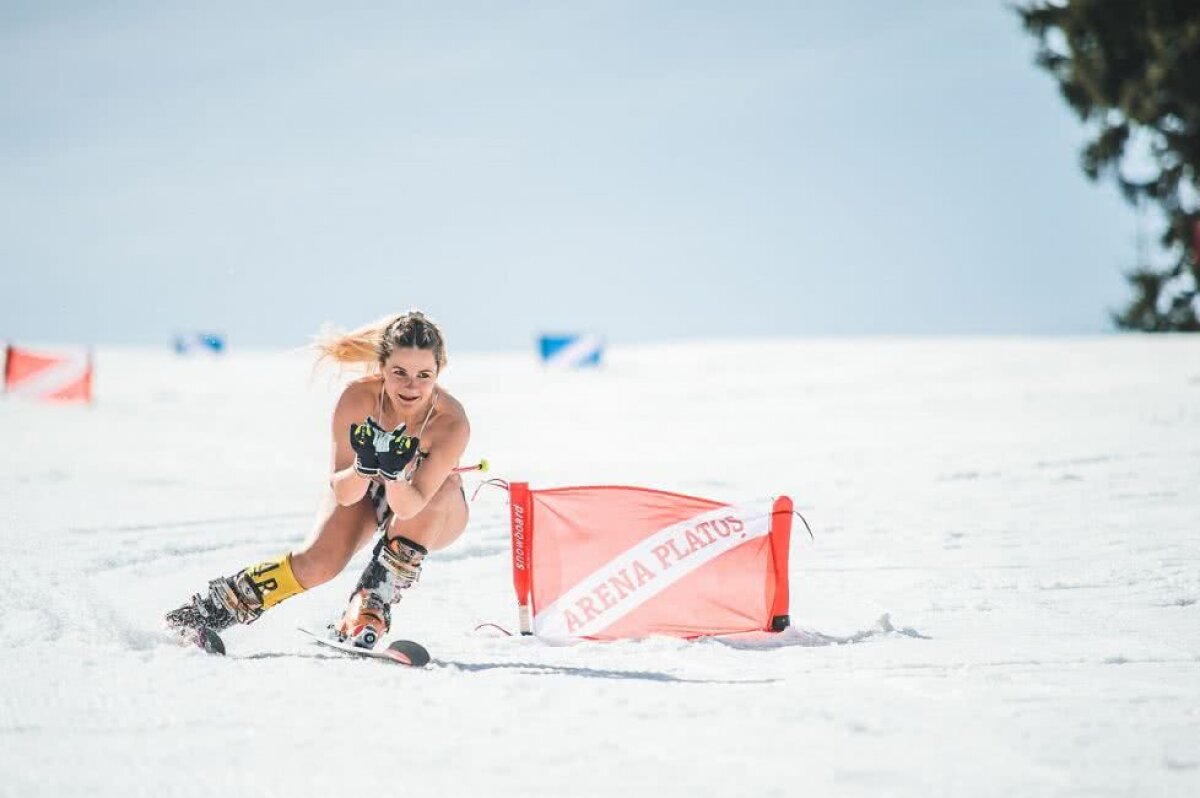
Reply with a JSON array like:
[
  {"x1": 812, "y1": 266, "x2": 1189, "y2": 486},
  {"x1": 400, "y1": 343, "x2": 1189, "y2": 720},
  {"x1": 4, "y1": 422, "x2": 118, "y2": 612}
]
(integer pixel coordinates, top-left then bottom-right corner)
[{"x1": 377, "y1": 383, "x2": 437, "y2": 483}]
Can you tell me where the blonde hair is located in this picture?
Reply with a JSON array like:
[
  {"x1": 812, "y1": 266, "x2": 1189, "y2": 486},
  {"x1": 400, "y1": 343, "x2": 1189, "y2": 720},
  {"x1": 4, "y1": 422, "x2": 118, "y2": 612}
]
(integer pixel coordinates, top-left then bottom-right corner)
[{"x1": 314, "y1": 310, "x2": 447, "y2": 372}]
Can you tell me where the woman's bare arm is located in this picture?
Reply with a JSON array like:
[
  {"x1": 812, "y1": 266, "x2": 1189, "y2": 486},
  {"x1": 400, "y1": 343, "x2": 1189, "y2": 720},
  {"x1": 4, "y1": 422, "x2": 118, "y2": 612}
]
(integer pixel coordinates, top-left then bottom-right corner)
[
  {"x1": 329, "y1": 387, "x2": 373, "y2": 506},
  {"x1": 382, "y1": 416, "x2": 470, "y2": 520}
]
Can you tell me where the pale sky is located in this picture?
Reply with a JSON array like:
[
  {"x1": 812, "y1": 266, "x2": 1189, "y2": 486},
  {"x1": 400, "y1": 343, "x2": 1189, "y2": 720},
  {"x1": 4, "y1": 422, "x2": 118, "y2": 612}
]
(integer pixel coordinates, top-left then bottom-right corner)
[{"x1": 1, "y1": 1, "x2": 1140, "y2": 351}]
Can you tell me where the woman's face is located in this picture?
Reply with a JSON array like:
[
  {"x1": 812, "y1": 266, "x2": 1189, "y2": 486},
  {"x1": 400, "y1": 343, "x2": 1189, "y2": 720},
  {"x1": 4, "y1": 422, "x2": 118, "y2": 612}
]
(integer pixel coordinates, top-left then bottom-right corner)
[{"x1": 382, "y1": 347, "x2": 439, "y2": 410}]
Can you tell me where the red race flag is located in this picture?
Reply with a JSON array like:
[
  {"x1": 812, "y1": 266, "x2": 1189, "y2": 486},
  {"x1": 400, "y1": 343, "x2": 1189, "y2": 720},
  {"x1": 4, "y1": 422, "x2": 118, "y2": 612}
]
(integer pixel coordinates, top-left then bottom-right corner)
[
  {"x1": 509, "y1": 483, "x2": 793, "y2": 641},
  {"x1": 3, "y1": 345, "x2": 93, "y2": 404}
]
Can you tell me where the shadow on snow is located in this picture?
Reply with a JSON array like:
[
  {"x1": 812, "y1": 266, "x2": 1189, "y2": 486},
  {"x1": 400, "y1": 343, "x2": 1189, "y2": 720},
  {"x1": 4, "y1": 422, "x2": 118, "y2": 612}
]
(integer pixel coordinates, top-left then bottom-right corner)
[
  {"x1": 233, "y1": 651, "x2": 776, "y2": 683},
  {"x1": 710, "y1": 613, "x2": 930, "y2": 650}
]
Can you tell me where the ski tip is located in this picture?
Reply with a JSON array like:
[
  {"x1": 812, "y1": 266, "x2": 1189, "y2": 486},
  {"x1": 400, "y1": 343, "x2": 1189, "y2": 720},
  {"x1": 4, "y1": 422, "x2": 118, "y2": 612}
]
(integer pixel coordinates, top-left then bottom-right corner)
[
  {"x1": 387, "y1": 640, "x2": 431, "y2": 668},
  {"x1": 202, "y1": 629, "x2": 226, "y2": 656},
  {"x1": 167, "y1": 623, "x2": 227, "y2": 655}
]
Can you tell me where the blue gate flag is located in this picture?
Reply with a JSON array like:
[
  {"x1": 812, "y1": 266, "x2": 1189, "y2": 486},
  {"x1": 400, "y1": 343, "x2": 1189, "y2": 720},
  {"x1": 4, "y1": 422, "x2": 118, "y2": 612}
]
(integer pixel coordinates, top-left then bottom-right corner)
[
  {"x1": 538, "y1": 333, "x2": 604, "y2": 368},
  {"x1": 173, "y1": 332, "x2": 226, "y2": 355}
]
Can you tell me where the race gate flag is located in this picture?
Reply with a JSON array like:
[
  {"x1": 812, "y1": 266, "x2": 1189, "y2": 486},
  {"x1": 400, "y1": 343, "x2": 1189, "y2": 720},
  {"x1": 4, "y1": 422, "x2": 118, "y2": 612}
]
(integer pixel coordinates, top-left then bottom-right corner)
[
  {"x1": 173, "y1": 332, "x2": 226, "y2": 355},
  {"x1": 538, "y1": 333, "x2": 604, "y2": 368},
  {"x1": 3, "y1": 344, "x2": 93, "y2": 404},
  {"x1": 509, "y1": 483, "x2": 793, "y2": 641}
]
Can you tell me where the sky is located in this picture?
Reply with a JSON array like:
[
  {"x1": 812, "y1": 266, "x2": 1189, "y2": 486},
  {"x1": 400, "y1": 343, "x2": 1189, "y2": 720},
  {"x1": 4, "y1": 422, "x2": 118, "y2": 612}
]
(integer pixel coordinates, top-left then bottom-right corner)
[{"x1": 0, "y1": 1, "x2": 1148, "y2": 351}]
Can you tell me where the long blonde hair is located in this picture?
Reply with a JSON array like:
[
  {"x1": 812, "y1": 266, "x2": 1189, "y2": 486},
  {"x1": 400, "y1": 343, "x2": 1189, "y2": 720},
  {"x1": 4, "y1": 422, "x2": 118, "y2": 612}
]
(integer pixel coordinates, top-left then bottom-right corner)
[{"x1": 314, "y1": 310, "x2": 448, "y2": 372}]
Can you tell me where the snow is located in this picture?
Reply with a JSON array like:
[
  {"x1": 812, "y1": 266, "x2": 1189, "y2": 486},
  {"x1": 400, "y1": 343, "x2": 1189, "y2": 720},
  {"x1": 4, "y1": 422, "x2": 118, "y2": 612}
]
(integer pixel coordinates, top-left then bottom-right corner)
[{"x1": 1, "y1": 336, "x2": 1198, "y2": 797}]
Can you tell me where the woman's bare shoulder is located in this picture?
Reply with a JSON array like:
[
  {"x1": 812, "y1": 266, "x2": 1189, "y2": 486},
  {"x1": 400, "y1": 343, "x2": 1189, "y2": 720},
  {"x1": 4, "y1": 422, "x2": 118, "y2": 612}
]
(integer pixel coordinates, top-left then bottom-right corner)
[
  {"x1": 333, "y1": 375, "x2": 381, "y2": 417},
  {"x1": 438, "y1": 387, "x2": 468, "y2": 420},
  {"x1": 345, "y1": 372, "x2": 382, "y2": 391},
  {"x1": 430, "y1": 388, "x2": 470, "y2": 437}
]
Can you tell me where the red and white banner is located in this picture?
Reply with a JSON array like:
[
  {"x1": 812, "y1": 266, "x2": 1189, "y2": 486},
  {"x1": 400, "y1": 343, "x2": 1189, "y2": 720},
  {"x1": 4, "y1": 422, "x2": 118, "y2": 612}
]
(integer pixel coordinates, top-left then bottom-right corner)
[
  {"x1": 3, "y1": 345, "x2": 93, "y2": 404},
  {"x1": 509, "y1": 484, "x2": 793, "y2": 641}
]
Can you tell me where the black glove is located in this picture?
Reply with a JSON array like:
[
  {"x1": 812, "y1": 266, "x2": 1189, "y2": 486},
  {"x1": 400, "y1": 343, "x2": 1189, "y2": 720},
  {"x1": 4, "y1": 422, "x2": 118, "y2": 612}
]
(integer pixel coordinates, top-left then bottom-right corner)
[
  {"x1": 377, "y1": 430, "x2": 421, "y2": 481},
  {"x1": 349, "y1": 417, "x2": 389, "y2": 476}
]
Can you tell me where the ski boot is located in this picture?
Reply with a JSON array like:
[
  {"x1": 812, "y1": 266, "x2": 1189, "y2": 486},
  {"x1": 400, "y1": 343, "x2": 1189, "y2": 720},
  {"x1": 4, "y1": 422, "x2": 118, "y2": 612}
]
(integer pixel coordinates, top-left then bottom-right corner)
[
  {"x1": 332, "y1": 535, "x2": 427, "y2": 649},
  {"x1": 164, "y1": 571, "x2": 265, "y2": 655}
]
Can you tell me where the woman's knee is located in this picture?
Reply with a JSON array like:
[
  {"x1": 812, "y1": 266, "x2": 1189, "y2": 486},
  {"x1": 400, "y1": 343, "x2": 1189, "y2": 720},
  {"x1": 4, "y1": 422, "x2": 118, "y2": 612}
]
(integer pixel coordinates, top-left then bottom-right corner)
[
  {"x1": 292, "y1": 506, "x2": 376, "y2": 587},
  {"x1": 428, "y1": 473, "x2": 463, "y2": 513},
  {"x1": 290, "y1": 544, "x2": 351, "y2": 588},
  {"x1": 392, "y1": 475, "x2": 468, "y2": 552}
]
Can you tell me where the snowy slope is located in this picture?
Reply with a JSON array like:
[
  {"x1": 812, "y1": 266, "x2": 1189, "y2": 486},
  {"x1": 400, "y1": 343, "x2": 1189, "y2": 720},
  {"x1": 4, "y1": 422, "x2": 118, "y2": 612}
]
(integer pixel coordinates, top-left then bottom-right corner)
[{"x1": 1, "y1": 337, "x2": 1197, "y2": 797}]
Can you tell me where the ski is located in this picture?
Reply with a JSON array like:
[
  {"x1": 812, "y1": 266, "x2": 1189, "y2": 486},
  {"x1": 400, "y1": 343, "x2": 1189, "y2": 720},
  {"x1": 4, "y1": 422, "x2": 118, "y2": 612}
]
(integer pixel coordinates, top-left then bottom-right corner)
[
  {"x1": 297, "y1": 627, "x2": 431, "y2": 667},
  {"x1": 169, "y1": 625, "x2": 227, "y2": 655}
]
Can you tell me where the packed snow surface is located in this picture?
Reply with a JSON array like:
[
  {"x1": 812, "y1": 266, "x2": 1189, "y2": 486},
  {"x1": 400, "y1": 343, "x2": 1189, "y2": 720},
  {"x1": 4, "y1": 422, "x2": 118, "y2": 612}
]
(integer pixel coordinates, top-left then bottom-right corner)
[{"x1": 1, "y1": 337, "x2": 1197, "y2": 797}]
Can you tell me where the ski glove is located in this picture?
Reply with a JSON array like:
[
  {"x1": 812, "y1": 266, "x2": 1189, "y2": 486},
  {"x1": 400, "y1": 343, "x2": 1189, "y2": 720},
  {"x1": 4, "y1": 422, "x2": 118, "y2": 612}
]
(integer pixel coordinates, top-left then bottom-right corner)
[
  {"x1": 376, "y1": 431, "x2": 421, "y2": 481},
  {"x1": 350, "y1": 417, "x2": 421, "y2": 481},
  {"x1": 349, "y1": 417, "x2": 389, "y2": 476}
]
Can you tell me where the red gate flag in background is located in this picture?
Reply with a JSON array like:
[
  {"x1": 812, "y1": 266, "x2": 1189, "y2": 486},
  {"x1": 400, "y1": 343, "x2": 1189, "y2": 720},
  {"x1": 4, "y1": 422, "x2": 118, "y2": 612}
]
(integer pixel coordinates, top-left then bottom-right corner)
[
  {"x1": 510, "y1": 483, "x2": 793, "y2": 642},
  {"x1": 3, "y1": 345, "x2": 93, "y2": 404}
]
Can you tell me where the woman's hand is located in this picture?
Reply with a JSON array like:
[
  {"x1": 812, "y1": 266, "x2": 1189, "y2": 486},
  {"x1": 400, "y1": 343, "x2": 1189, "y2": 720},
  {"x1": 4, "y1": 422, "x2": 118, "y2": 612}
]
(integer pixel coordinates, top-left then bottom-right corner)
[
  {"x1": 351, "y1": 417, "x2": 421, "y2": 480},
  {"x1": 349, "y1": 417, "x2": 387, "y2": 476},
  {"x1": 377, "y1": 431, "x2": 421, "y2": 481}
]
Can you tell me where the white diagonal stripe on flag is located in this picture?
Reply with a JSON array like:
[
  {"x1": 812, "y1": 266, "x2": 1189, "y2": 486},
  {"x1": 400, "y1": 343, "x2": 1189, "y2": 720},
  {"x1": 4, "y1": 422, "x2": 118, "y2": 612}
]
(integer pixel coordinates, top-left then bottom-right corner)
[
  {"x1": 7, "y1": 352, "x2": 89, "y2": 398},
  {"x1": 545, "y1": 334, "x2": 603, "y2": 368},
  {"x1": 533, "y1": 501, "x2": 772, "y2": 640}
]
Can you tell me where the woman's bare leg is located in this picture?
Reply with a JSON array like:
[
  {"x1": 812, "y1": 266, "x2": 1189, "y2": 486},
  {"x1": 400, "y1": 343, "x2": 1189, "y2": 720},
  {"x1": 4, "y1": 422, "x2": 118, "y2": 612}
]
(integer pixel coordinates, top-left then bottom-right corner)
[
  {"x1": 387, "y1": 473, "x2": 468, "y2": 552},
  {"x1": 290, "y1": 489, "x2": 380, "y2": 589},
  {"x1": 164, "y1": 489, "x2": 379, "y2": 645},
  {"x1": 330, "y1": 475, "x2": 467, "y2": 647}
]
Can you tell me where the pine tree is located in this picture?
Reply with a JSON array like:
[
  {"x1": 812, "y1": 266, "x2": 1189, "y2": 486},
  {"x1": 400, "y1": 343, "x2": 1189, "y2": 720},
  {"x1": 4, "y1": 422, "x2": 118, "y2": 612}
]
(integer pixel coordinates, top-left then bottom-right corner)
[{"x1": 1017, "y1": 0, "x2": 1200, "y2": 331}]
